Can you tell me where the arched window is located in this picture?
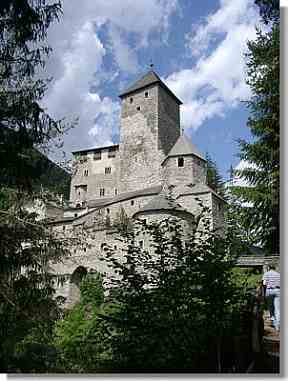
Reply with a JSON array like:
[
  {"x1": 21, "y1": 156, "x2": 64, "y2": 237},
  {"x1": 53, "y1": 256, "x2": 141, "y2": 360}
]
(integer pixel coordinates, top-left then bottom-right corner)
[
  {"x1": 69, "y1": 266, "x2": 88, "y2": 306},
  {"x1": 70, "y1": 266, "x2": 87, "y2": 286}
]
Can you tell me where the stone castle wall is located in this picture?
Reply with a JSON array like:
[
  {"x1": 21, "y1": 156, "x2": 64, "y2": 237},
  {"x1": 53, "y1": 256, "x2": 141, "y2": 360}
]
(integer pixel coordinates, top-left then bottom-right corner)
[
  {"x1": 158, "y1": 86, "x2": 180, "y2": 156},
  {"x1": 70, "y1": 147, "x2": 120, "y2": 204},
  {"x1": 119, "y1": 85, "x2": 159, "y2": 192}
]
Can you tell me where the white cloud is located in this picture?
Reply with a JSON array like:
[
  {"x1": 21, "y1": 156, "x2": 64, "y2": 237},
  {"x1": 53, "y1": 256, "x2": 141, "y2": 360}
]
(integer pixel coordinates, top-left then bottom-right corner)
[
  {"x1": 43, "y1": 0, "x2": 179, "y2": 154},
  {"x1": 165, "y1": 0, "x2": 259, "y2": 132},
  {"x1": 232, "y1": 160, "x2": 257, "y2": 187},
  {"x1": 108, "y1": 25, "x2": 139, "y2": 74}
]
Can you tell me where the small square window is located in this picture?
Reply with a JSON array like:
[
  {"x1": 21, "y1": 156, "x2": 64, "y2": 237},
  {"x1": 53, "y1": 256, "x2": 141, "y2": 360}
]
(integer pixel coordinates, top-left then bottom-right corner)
[
  {"x1": 145, "y1": 91, "x2": 148, "y2": 97},
  {"x1": 93, "y1": 151, "x2": 101, "y2": 160},
  {"x1": 137, "y1": 106, "x2": 141, "y2": 111},
  {"x1": 105, "y1": 167, "x2": 111, "y2": 175},
  {"x1": 108, "y1": 147, "x2": 117, "y2": 158},
  {"x1": 130, "y1": 97, "x2": 133, "y2": 103},
  {"x1": 178, "y1": 157, "x2": 184, "y2": 167},
  {"x1": 74, "y1": 213, "x2": 78, "y2": 218}
]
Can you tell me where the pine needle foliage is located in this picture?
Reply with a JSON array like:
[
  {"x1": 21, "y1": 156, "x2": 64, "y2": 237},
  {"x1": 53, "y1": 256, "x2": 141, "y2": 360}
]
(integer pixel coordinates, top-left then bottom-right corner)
[{"x1": 232, "y1": 0, "x2": 279, "y2": 254}]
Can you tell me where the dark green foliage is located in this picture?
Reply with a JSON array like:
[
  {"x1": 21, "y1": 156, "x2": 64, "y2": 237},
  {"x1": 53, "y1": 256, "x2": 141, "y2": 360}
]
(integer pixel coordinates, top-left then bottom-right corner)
[
  {"x1": 26, "y1": 149, "x2": 71, "y2": 200},
  {"x1": 53, "y1": 274, "x2": 115, "y2": 373},
  {"x1": 0, "y1": 131, "x2": 71, "y2": 199},
  {"x1": 0, "y1": 0, "x2": 71, "y2": 195},
  {"x1": 0, "y1": 0, "x2": 72, "y2": 372},
  {"x1": 102, "y1": 209, "x2": 249, "y2": 372},
  {"x1": 255, "y1": 0, "x2": 279, "y2": 24},
  {"x1": 205, "y1": 153, "x2": 226, "y2": 198},
  {"x1": 0, "y1": 189, "x2": 70, "y2": 372},
  {"x1": 232, "y1": 0, "x2": 279, "y2": 253}
]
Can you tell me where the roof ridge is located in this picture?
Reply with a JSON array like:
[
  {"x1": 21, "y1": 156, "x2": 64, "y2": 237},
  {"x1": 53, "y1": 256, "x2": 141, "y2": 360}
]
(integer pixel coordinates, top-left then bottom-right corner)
[
  {"x1": 119, "y1": 70, "x2": 182, "y2": 104},
  {"x1": 164, "y1": 134, "x2": 205, "y2": 161}
]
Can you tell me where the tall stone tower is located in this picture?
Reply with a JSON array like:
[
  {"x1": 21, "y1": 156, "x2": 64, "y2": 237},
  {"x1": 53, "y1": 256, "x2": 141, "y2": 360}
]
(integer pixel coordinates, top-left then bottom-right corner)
[{"x1": 118, "y1": 70, "x2": 182, "y2": 192}]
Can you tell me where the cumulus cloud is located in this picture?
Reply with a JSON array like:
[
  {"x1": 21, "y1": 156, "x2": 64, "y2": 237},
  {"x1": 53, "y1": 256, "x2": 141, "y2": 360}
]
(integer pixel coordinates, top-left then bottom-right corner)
[
  {"x1": 165, "y1": 0, "x2": 259, "y2": 132},
  {"x1": 42, "y1": 0, "x2": 179, "y2": 154}
]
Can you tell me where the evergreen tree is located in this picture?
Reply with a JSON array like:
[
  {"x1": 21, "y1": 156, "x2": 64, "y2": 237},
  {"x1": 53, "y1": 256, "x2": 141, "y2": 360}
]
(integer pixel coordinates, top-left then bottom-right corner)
[
  {"x1": 232, "y1": 0, "x2": 279, "y2": 254},
  {"x1": 205, "y1": 152, "x2": 226, "y2": 198},
  {"x1": 0, "y1": 1, "x2": 71, "y2": 372},
  {"x1": 101, "y1": 211, "x2": 248, "y2": 372}
]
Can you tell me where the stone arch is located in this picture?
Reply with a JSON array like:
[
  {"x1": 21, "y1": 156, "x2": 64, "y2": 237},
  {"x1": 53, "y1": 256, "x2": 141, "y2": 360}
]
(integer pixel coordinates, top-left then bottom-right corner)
[{"x1": 68, "y1": 266, "x2": 88, "y2": 306}]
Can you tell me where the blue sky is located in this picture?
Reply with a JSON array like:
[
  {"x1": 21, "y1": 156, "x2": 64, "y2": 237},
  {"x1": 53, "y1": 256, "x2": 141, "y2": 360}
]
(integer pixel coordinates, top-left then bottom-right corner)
[{"x1": 43, "y1": 0, "x2": 261, "y2": 181}]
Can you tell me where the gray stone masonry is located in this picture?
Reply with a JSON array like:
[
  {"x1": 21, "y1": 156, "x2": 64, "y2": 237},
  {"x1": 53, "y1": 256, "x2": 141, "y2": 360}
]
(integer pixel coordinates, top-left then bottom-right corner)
[
  {"x1": 119, "y1": 82, "x2": 180, "y2": 193},
  {"x1": 162, "y1": 156, "x2": 206, "y2": 187},
  {"x1": 70, "y1": 146, "x2": 120, "y2": 204},
  {"x1": 49, "y1": 69, "x2": 227, "y2": 307}
]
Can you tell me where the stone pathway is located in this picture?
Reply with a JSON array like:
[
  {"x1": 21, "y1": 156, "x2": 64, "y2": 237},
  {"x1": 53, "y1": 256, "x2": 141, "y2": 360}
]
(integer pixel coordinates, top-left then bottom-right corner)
[{"x1": 262, "y1": 311, "x2": 280, "y2": 358}]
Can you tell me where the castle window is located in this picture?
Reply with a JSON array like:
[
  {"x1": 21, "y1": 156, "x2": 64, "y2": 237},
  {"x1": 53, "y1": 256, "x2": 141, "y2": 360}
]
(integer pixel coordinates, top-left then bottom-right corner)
[
  {"x1": 93, "y1": 151, "x2": 101, "y2": 160},
  {"x1": 114, "y1": 245, "x2": 117, "y2": 250},
  {"x1": 178, "y1": 157, "x2": 184, "y2": 167},
  {"x1": 74, "y1": 213, "x2": 78, "y2": 218},
  {"x1": 62, "y1": 225, "x2": 66, "y2": 231},
  {"x1": 131, "y1": 200, "x2": 134, "y2": 206},
  {"x1": 115, "y1": 188, "x2": 118, "y2": 195},
  {"x1": 108, "y1": 146, "x2": 117, "y2": 158},
  {"x1": 84, "y1": 169, "x2": 89, "y2": 176},
  {"x1": 106, "y1": 208, "x2": 110, "y2": 214},
  {"x1": 217, "y1": 202, "x2": 222, "y2": 212},
  {"x1": 130, "y1": 97, "x2": 133, "y2": 103},
  {"x1": 139, "y1": 240, "x2": 144, "y2": 248},
  {"x1": 105, "y1": 167, "x2": 111, "y2": 175},
  {"x1": 100, "y1": 188, "x2": 105, "y2": 197},
  {"x1": 145, "y1": 91, "x2": 149, "y2": 98},
  {"x1": 83, "y1": 247, "x2": 87, "y2": 253},
  {"x1": 137, "y1": 106, "x2": 141, "y2": 111}
]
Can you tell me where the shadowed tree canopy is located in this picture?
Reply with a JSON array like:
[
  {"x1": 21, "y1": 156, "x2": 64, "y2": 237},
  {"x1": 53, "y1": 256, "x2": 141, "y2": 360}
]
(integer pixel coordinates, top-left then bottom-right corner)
[
  {"x1": 0, "y1": 1, "x2": 72, "y2": 372},
  {"x1": 232, "y1": 0, "x2": 279, "y2": 254}
]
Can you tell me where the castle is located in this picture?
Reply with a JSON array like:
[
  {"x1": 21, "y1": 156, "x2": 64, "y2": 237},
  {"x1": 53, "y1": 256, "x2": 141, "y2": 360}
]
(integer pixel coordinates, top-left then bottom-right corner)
[{"x1": 50, "y1": 70, "x2": 225, "y2": 305}]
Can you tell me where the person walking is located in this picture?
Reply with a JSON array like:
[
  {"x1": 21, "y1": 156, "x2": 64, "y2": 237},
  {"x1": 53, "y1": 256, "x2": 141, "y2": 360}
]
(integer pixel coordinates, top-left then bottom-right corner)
[{"x1": 262, "y1": 264, "x2": 280, "y2": 332}]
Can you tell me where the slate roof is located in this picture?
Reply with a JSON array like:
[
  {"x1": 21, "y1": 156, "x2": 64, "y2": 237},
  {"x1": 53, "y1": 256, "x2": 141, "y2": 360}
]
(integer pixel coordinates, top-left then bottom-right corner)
[
  {"x1": 133, "y1": 192, "x2": 191, "y2": 216},
  {"x1": 119, "y1": 70, "x2": 183, "y2": 105},
  {"x1": 49, "y1": 185, "x2": 163, "y2": 224},
  {"x1": 88, "y1": 185, "x2": 162, "y2": 209},
  {"x1": 177, "y1": 183, "x2": 227, "y2": 203},
  {"x1": 72, "y1": 144, "x2": 119, "y2": 155},
  {"x1": 165, "y1": 134, "x2": 205, "y2": 161}
]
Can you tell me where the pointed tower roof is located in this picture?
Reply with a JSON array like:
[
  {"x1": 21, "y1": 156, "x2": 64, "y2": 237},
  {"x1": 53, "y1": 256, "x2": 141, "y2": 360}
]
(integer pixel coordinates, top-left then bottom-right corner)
[
  {"x1": 119, "y1": 70, "x2": 182, "y2": 105},
  {"x1": 165, "y1": 134, "x2": 206, "y2": 161}
]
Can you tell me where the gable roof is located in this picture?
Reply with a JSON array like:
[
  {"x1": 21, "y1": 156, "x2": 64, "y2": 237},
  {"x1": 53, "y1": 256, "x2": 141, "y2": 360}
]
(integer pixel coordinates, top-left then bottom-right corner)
[
  {"x1": 177, "y1": 183, "x2": 227, "y2": 203},
  {"x1": 165, "y1": 134, "x2": 205, "y2": 161},
  {"x1": 119, "y1": 70, "x2": 183, "y2": 105},
  {"x1": 88, "y1": 185, "x2": 162, "y2": 209},
  {"x1": 133, "y1": 192, "x2": 191, "y2": 217},
  {"x1": 49, "y1": 185, "x2": 163, "y2": 224}
]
